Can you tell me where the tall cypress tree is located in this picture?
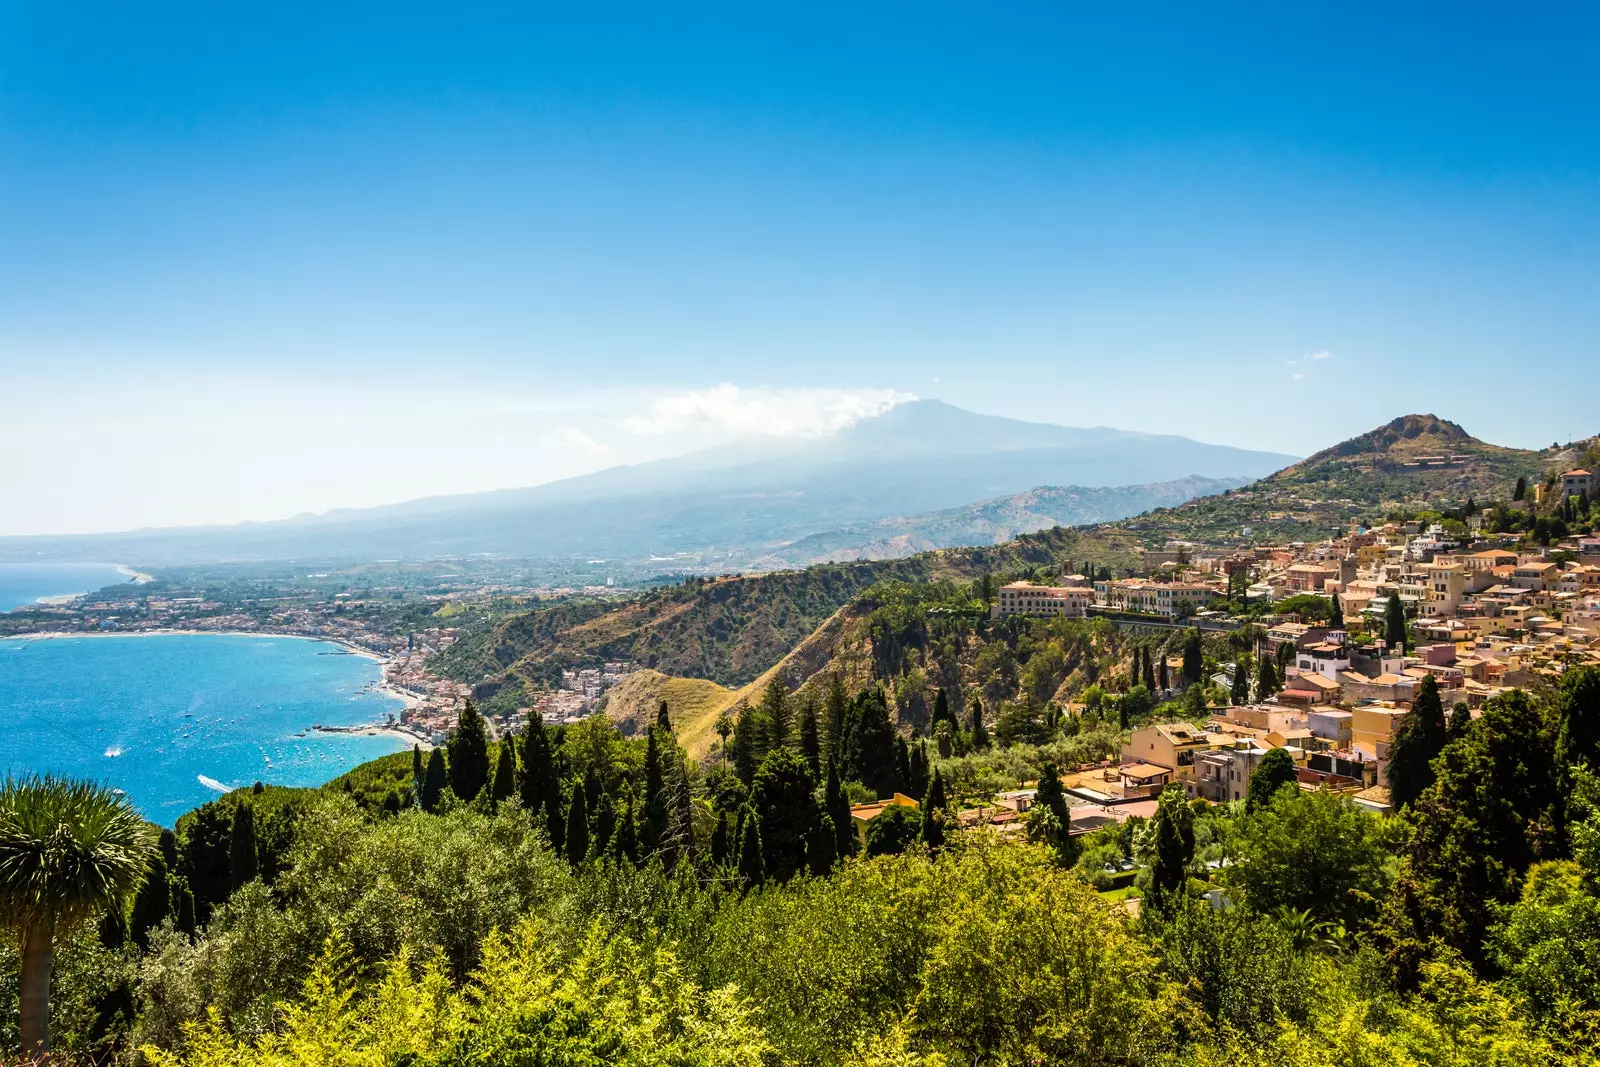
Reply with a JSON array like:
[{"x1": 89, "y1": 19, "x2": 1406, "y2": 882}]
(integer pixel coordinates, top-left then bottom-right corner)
[
  {"x1": 411, "y1": 744, "x2": 424, "y2": 800},
  {"x1": 1157, "y1": 653, "x2": 1170, "y2": 693},
  {"x1": 894, "y1": 737, "x2": 912, "y2": 794},
  {"x1": 844, "y1": 688, "x2": 898, "y2": 798},
  {"x1": 969, "y1": 694, "x2": 989, "y2": 750},
  {"x1": 1146, "y1": 784, "x2": 1195, "y2": 916},
  {"x1": 752, "y1": 749, "x2": 818, "y2": 882},
  {"x1": 921, "y1": 770, "x2": 948, "y2": 849},
  {"x1": 642, "y1": 728, "x2": 669, "y2": 857},
  {"x1": 824, "y1": 673, "x2": 849, "y2": 766},
  {"x1": 1181, "y1": 631, "x2": 1203, "y2": 686},
  {"x1": 544, "y1": 792, "x2": 565, "y2": 853},
  {"x1": 613, "y1": 799, "x2": 638, "y2": 865},
  {"x1": 490, "y1": 740, "x2": 517, "y2": 805},
  {"x1": 1231, "y1": 658, "x2": 1250, "y2": 707},
  {"x1": 1330, "y1": 590, "x2": 1343, "y2": 623},
  {"x1": 736, "y1": 810, "x2": 766, "y2": 888},
  {"x1": 932, "y1": 688, "x2": 951, "y2": 733},
  {"x1": 1514, "y1": 475, "x2": 1527, "y2": 501},
  {"x1": 229, "y1": 801, "x2": 257, "y2": 890},
  {"x1": 520, "y1": 716, "x2": 557, "y2": 815},
  {"x1": 809, "y1": 813, "x2": 838, "y2": 876},
  {"x1": 564, "y1": 786, "x2": 589, "y2": 866},
  {"x1": 1389, "y1": 674, "x2": 1448, "y2": 809},
  {"x1": 590, "y1": 792, "x2": 616, "y2": 858},
  {"x1": 447, "y1": 700, "x2": 492, "y2": 803},
  {"x1": 421, "y1": 748, "x2": 448, "y2": 813},
  {"x1": 1143, "y1": 649, "x2": 1156, "y2": 693},
  {"x1": 908, "y1": 741, "x2": 929, "y2": 800},
  {"x1": 711, "y1": 810, "x2": 730, "y2": 867},
  {"x1": 1256, "y1": 656, "x2": 1278, "y2": 700},
  {"x1": 799, "y1": 696, "x2": 822, "y2": 780},
  {"x1": 657, "y1": 700, "x2": 673, "y2": 733},
  {"x1": 825, "y1": 759, "x2": 856, "y2": 859},
  {"x1": 762, "y1": 677, "x2": 793, "y2": 752},
  {"x1": 730, "y1": 703, "x2": 760, "y2": 784},
  {"x1": 129, "y1": 832, "x2": 173, "y2": 949},
  {"x1": 1384, "y1": 594, "x2": 1409, "y2": 652},
  {"x1": 1034, "y1": 761, "x2": 1069, "y2": 828}
]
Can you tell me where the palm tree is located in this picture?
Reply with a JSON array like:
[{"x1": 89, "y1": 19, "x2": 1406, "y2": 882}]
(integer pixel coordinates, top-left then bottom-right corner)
[{"x1": 0, "y1": 776, "x2": 155, "y2": 1054}]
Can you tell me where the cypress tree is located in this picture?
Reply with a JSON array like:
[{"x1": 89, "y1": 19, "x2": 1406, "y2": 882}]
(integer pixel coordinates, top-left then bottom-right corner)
[
  {"x1": 173, "y1": 882, "x2": 197, "y2": 936},
  {"x1": 128, "y1": 837, "x2": 173, "y2": 949},
  {"x1": 544, "y1": 792, "x2": 565, "y2": 853},
  {"x1": 447, "y1": 700, "x2": 491, "y2": 803},
  {"x1": 844, "y1": 688, "x2": 898, "y2": 798},
  {"x1": 909, "y1": 741, "x2": 929, "y2": 799},
  {"x1": 921, "y1": 770, "x2": 948, "y2": 849},
  {"x1": 799, "y1": 696, "x2": 822, "y2": 780},
  {"x1": 421, "y1": 748, "x2": 447, "y2": 813},
  {"x1": 751, "y1": 749, "x2": 818, "y2": 882},
  {"x1": 824, "y1": 673, "x2": 849, "y2": 766},
  {"x1": 1389, "y1": 674, "x2": 1448, "y2": 809},
  {"x1": 1514, "y1": 475, "x2": 1527, "y2": 501},
  {"x1": 1158, "y1": 655, "x2": 1169, "y2": 692},
  {"x1": 1384, "y1": 594, "x2": 1408, "y2": 653},
  {"x1": 808, "y1": 813, "x2": 838, "y2": 876},
  {"x1": 564, "y1": 786, "x2": 589, "y2": 866},
  {"x1": 671, "y1": 758, "x2": 697, "y2": 868},
  {"x1": 1146, "y1": 784, "x2": 1194, "y2": 915},
  {"x1": 736, "y1": 810, "x2": 766, "y2": 888},
  {"x1": 825, "y1": 759, "x2": 857, "y2": 858},
  {"x1": 1181, "y1": 631, "x2": 1203, "y2": 686},
  {"x1": 1330, "y1": 590, "x2": 1343, "y2": 623},
  {"x1": 1034, "y1": 761, "x2": 1069, "y2": 828},
  {"x1": 520, "y1": 716, "x2": 557, "y2": 816},
  {"x1": 1256, "y1": 655, "x2": 1278, "y2": 700},
  {"x1": 711, "y1": 810, "x2": 730, "y2": 867},
  {"x1": 230, "y1": 801, "x2": 257, "y2": 890},
  {"x1": 933, "y1": 688, "x2": 951, "y2": 732},
  {"x1": 657, "y1": 699, "x2": 672, "y2": 733},
  {"x1": 642, "y1": 729, "x2": 669, "y2": 857},
  {"x1": 491, "y1": 740, "x2": 517, "y2": 805},
  {"x1": 730, "y1": 703, "x2": 759, "y2": 784},
  {"x1": 411, "y1": 744, "x2": 424, "y2": 799},
  {"x1": 762, "y1": 677, "x2": 793, "y2": 752},
  {"x1": 583, "y1": 769, "x2": 602, "y2": 815},
  {"x1": 969, "y1": 694, "x2": 989, "y2": 750},
  {"x1": 591, "y1": 792, "x2": 616, "y2": 857},
  {"x1": 1231, "y1": 658, "x2": 1250, "y2": 707},
  {"x1": 613, "y1": 799, "x2": 638, "y2": 864},
  {"x1": 1143, "y1": 648, "x2": 1156, "y2": 693},
  {"x1": 894, "y1": 737, "x2": 912, "y2": 793}
]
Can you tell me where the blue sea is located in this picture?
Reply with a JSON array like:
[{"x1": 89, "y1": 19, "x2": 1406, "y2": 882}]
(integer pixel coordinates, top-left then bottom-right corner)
[
  {"x1": 0, "y1": 562, "x2": 133, "y2": 611},
  {"x1": 0, "y1": 634, "x2": 408, "y2": 826}
]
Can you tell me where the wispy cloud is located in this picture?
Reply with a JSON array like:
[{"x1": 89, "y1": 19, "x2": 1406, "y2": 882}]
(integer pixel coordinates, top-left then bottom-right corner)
[
  {"x1": 1306, "y1": 349, "x2": 1335, "y2": 360},
  {"x1": 542, "y1": 426, "x2": 609, "y2": 454},
  {"x1": 1292, "y1": 372, "x2": 1307, "y2": 380},
  {"x1": 623, "y1": 384, "x2": 914, "y2": 438}
]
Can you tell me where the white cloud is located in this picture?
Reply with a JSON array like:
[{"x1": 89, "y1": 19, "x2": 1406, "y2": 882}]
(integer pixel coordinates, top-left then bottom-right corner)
[
  {"x1": 1292, "y1": 372, "x2": 1307, "y2": 380},
  {"x1": 1306, "y1": 350, "x2": 1335, "y2": 360},
  {"x1": 623, "y1": 383, "x2": 914, "y2": 438},
  {"x1": 541, "y1": 426, "x2": 609, "y2": 454}
]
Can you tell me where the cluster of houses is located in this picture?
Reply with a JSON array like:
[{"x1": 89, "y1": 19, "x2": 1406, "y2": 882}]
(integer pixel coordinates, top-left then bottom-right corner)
[{"x1": 981, "y1": 480, "x2": 1600, "y2": 825}]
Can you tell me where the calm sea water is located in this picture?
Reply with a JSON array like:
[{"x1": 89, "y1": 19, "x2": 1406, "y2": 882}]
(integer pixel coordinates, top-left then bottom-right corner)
[
  {"x1": 0, "y1": 634, "x2": 407, "y2": 826},
  {"x1": 0, "y1": 562, "x2": 133, "y2": 611}
]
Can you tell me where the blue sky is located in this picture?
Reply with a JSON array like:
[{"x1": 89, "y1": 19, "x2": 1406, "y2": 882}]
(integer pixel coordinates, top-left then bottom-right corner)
[{"x1": 3, "y1": 3, "x2": 1598, "y2": 533}]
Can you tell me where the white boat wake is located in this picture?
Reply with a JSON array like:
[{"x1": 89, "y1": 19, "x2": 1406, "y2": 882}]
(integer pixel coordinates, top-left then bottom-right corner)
[{"x1": 197, "y1": 775, "x2": 230, "y2": 793}]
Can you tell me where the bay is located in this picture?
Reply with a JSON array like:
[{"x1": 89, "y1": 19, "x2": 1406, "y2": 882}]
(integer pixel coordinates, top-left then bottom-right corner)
[
  {"x1": 0, "y1": 561, "x2": 133, "y2": 611},
  {"x1": 0, "y1": 633, "x2": 408, "y2": 826}
]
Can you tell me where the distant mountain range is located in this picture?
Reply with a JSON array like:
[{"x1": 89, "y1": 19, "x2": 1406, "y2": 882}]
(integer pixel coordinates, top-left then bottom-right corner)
[
  {"x1": 752, "y1": 475, "x2": 1248, "y2": 569},
  {"x1": 0, "y1": 400, "x2": 1294, "y2": 568}
]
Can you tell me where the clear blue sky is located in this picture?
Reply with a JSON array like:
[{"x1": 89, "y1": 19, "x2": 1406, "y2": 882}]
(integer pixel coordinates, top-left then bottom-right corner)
[{"x1": 3, "y1": 3, "x2": 1598, "y2": 533}]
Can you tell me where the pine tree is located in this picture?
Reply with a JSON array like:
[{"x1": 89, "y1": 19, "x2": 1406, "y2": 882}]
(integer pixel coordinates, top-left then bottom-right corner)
[
  {"x1": 1231, "y1": 658, "x2": 1250, "y2": 707},
  {"x1": 808, "y1": 813, "x2": 838, "y2": 876},
  {"x1": 762, "y1": 677, "x2": 792, "y2": 751},
  {"x1": 1181, "y1": 630, "x2": 1203, "y2": 686},
  {"x1": 824, "y1": 673, "x2": 849, "y2": 766},
  {"x1": 1247, "y1": 747, "x2": 1298, "y2": 810},
  {"x1": 730, "y1": 703, "x2": 759, "y2": 784},
  {"x1": 736, "y1": 810, "x2": 766, "y2": 888},
  {"x1": 490, "y1": 740, "x2": 517, "y2": 805},
  {"x1": 921, "y1": 770, "x2": 947, "y2": 849},
  {"x1": 229, "y1": 801, "x2": 257, "y2": 890},
  {"x1": 711, "y1": 810, "x2": 730, "y2": 867},
  {"x1": 447, "y1": 700, "x2": 491, "y2": 803},
  {"x1": 564, "y1": 786, "x2": 588, "y2": 866},
  {"x1": 657, "y1": 700, "x2": 672, "y2": 733},
  {"x1": 799, "y1": 696, "x2": 822, "y2": 780},
  {"x1": 1385, "y1": 594, "x2": 1408, "y2": 653},
  {"x1": 844, "y1": 688, "x2": 898, "y2": 798},
  {"x1": 969, "y1": 694, "x2": 989, "y2": 750},
  {"x1": 1447, "y1": 701, "x2": 1473, "y2": 741},
  {"x1": 421, "y1": 748, "x2": 448, "y2": 813},
  {"x1": 1389, "y1": 674, "x2": 1448, "y2": 809},
  {"x1": 642, "y1": 729, "x2": 669, "y2": 857},
  {"x1": 751, "y1": 749, "x2": 818, "y2": 882}
]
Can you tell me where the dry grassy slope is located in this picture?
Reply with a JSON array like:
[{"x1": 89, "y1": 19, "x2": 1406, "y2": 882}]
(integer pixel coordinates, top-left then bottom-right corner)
[{"x1": 602, "y1": 669, "x2": 740, "y2": 758}]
